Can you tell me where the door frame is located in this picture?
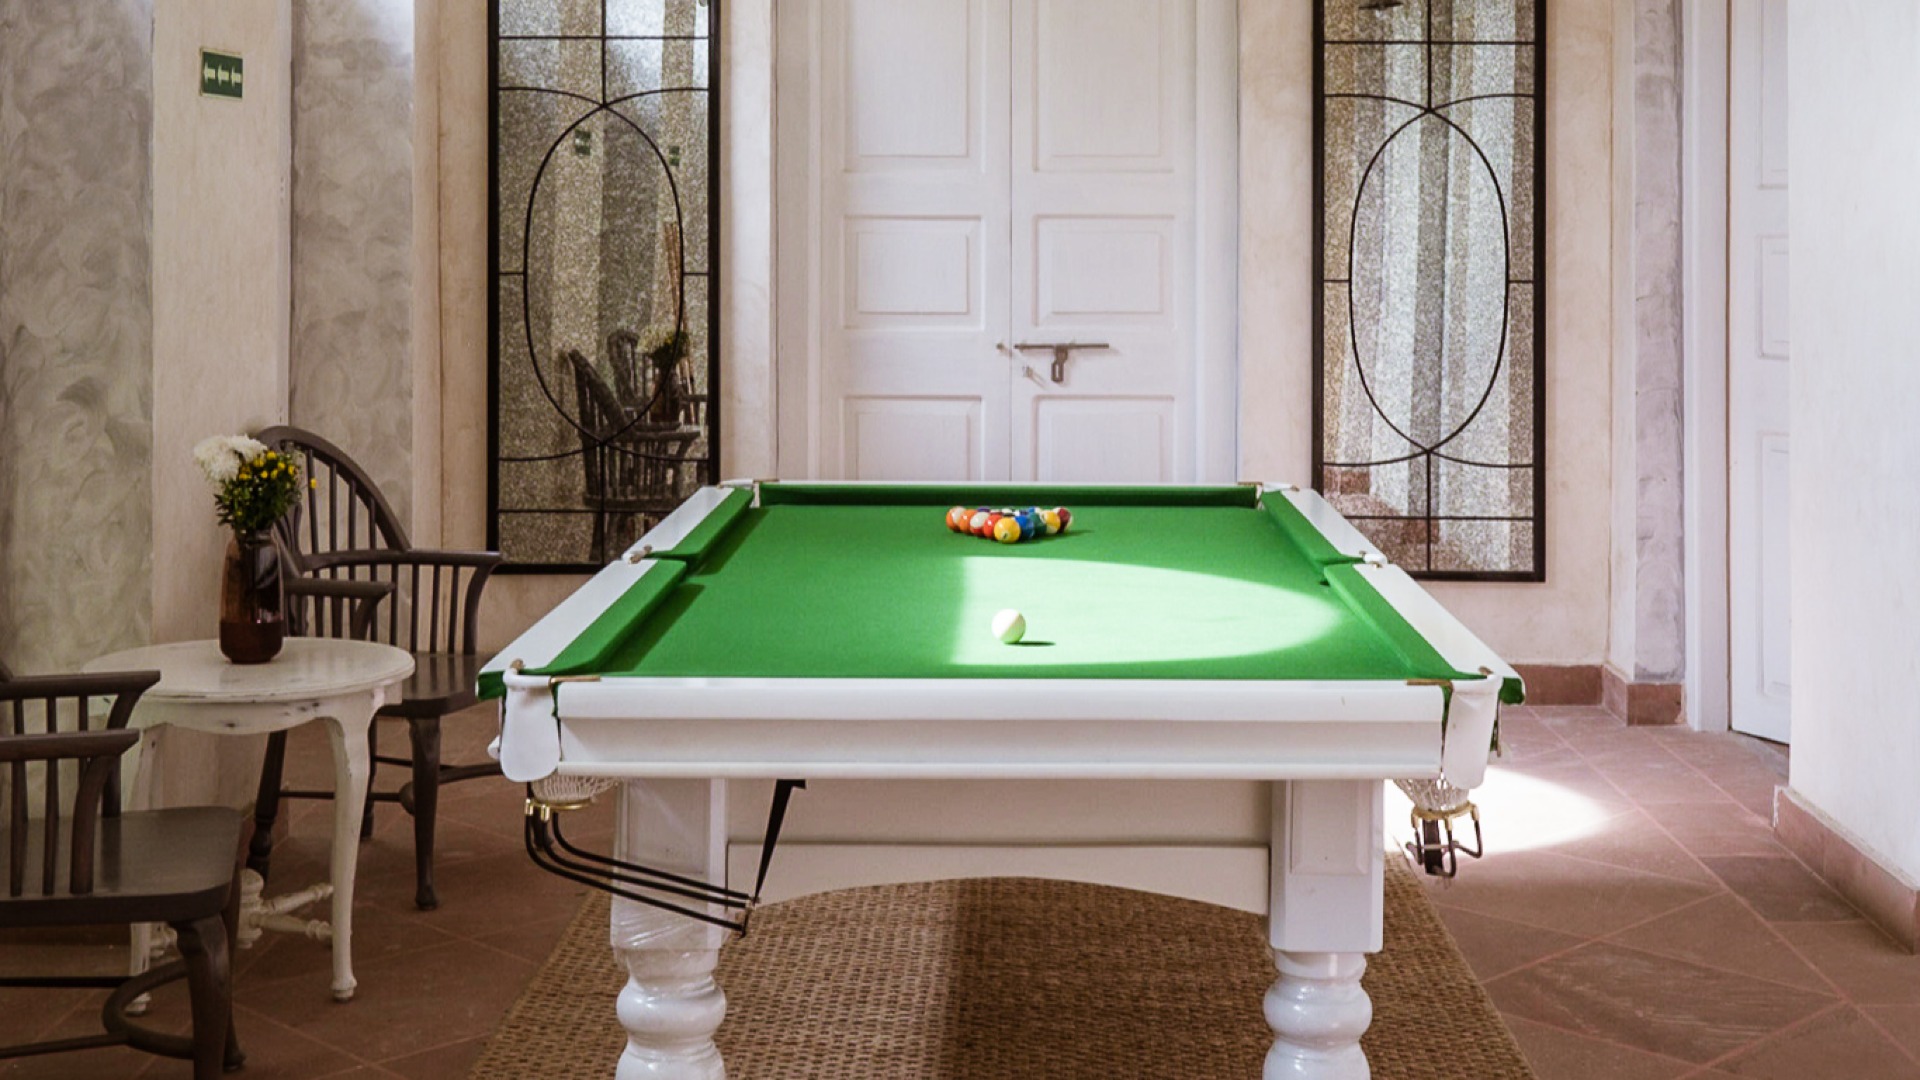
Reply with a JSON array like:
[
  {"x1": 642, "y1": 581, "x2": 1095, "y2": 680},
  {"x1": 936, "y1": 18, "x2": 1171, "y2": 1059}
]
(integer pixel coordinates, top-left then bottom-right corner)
[
  {"x1": 1681, "y1": 0, "x2": 1731, "y2": 733},
  {"x1": 770, "y1": 0, "x2": 1242, "y2": 482}
]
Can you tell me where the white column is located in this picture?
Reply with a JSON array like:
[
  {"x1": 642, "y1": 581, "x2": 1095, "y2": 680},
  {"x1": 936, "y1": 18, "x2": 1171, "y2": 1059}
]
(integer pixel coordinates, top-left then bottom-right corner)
[
  {"x1": 613, "y1": 779, "x2": 731, "y2": 1080},
  {"x1": 1266, "y1": 780, "x2": 1383, "y2": 1080}
]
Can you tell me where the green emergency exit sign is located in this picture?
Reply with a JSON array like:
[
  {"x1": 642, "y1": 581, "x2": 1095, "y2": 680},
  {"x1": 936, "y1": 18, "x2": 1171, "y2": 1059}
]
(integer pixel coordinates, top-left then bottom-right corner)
[{"x1": 201, "y1": 49, "x2": 243, "y2": 99}]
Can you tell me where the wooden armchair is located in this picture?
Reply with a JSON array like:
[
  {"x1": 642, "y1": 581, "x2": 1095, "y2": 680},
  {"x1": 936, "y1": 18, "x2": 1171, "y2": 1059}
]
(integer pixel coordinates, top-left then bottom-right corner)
[
  {"x1": 249, "y1": 425, "x2": 503, "y2": 910},
  {"x1": 0, "y1": 669, "x2": 246, "y2": 1079}
]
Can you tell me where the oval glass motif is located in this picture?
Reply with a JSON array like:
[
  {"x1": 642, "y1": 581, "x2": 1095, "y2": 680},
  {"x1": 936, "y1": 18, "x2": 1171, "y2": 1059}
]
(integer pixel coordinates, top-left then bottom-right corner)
[
  {"x1": 1347, "y1": 112, "x2": 1511, "y2": 455},
  {"x1": 525, "y1": 107, "x2": 683, "y2": 439}
]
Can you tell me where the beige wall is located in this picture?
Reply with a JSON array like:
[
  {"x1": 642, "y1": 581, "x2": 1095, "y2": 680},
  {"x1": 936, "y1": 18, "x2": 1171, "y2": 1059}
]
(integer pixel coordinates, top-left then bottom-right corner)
[
  {"x1": 149, "y1": 0, "x2": 294, "y2": 804},
  {"x1": 1786, "y1": 0, "x2": 1920, "y2": 882},
  {"x1": 439, "y1": 0, "x2": 1616, "y2": 667},
  {"x1": 152, "y1": 0, "x2": 293, "y2": 643}
]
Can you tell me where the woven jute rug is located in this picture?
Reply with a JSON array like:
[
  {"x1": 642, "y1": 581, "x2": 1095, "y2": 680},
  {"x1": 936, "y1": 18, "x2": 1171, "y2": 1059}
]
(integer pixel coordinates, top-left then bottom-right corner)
[{"x1": 471, "y1": 859, "x2": 1532, "y2": 1079}]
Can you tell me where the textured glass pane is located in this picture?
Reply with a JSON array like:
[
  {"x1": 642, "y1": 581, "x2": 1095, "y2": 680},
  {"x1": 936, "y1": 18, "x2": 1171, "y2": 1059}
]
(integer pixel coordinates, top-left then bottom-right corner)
[
  {"x1": 493, "y1": 0, "x2": 717, "y2": 567},
  {"x1": 1433, "y1": 521, "x2": 1535, "y2": 575},
  {"x1": 499, "y1": 510, "x2": 595, "y2": 565},
  {"x1": 499, "y1": 0, "x2": 601, "y2": 38},
  {"x1": 1323, "y1": 44, "x2": 1427, "y2": 104},
  {"x1": 498, "y1": 39, "x2": 601, "y2": 99},
  {"x1": 1435, "y1": 0, "x2": 1534, "y2": 44},
  {"x1": 1317, "y1": 0, "x2": 1542, "y2": 580},
  {"x1": 1322, "y1": 0, "x2": 1431, "y2": 44}
]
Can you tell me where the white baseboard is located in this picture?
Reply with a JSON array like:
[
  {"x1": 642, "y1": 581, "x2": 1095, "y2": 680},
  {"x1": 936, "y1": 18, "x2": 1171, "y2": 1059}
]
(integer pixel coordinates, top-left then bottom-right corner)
[{"x1": 728, "y1": 842, "x2": 1269, "y2": 915}]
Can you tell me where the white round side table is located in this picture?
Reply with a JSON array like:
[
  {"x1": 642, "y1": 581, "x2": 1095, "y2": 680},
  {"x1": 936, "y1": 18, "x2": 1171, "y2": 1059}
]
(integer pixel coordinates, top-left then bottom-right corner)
[{"x1": 85, "y1": 637, "x2": 414, "y2": 1002}]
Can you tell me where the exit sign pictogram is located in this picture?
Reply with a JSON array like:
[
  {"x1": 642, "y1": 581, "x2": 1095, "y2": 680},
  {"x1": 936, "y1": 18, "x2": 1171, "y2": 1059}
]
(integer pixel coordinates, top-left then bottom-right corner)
[{"x1": 201, "y1": 49, "x2": 243, "y2": 99}]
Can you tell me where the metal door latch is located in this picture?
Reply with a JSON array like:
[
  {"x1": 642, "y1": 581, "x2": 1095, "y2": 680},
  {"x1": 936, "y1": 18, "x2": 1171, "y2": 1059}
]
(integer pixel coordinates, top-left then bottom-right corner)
[{"x1": 1010, "y1": 341, "x2": 1110, "y2": 383}]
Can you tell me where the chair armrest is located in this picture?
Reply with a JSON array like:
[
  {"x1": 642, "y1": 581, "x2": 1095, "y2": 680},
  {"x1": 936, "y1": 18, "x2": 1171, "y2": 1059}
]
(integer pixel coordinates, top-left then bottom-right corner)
[
  {"x1": 285, "y1": 576, "x2": 394, "y2": 642},
  {"x1": 298, "y1": 548, "x2": 505, "y2": 574},
  {"x1": 0, "y1": 726, "x2": 140, "y2": 765},
  {"x1": 0, "y1": 670, "x2": 160, "y2": 701}
]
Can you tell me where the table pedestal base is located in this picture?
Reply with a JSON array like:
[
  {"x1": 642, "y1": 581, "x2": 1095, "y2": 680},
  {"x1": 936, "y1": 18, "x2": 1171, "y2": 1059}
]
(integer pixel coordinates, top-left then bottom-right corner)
[{"x1": 236, "y1": 869, "x2": 334, "y2": 949}]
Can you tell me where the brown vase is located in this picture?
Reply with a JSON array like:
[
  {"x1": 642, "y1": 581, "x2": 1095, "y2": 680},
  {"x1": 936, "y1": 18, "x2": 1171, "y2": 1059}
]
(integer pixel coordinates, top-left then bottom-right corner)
[{"x1": 219, "y1": 530, "x2": 285, "y2": 664}]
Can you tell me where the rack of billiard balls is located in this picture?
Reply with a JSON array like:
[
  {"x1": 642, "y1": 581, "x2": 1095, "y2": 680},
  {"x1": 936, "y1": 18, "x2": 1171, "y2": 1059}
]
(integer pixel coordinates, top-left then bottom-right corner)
[{"x1": 945, "y1": 505, "x2": 1072, "y2": 544}]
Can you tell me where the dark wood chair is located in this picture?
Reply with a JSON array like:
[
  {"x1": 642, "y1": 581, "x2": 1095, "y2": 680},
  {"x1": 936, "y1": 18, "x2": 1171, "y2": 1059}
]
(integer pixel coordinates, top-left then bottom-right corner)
[
  {"x1": 568, "y1": 347, "x2": 704, "y2": 563},
  {"x1": 249, "y1": 425, "x2": 503, "y2": 910},
  {"x1": 0, "y1": 669, "x2": 246, "y2": 1078}
]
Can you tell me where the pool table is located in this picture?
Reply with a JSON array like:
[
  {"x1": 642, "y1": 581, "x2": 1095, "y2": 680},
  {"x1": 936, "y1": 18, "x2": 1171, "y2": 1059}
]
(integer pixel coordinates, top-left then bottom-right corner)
[{"x1": 482, "y1": 481, "x2": 1522, "y2": 1080}]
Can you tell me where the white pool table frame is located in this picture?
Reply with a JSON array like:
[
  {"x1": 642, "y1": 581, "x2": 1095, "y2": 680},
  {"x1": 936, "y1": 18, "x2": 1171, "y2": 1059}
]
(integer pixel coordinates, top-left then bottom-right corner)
[{"x1": 483, "y1": 481, "x2": 1518, "y2": 1080}]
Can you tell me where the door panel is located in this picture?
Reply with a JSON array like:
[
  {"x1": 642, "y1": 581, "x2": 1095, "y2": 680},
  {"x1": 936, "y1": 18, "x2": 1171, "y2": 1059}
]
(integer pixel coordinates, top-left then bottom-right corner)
[
  {"x1": 844, "y1": 0, "x2": 978, "y2": 166},
  {"x1": 1032, "y1": 0, "x2": 1173, "y2": 170},
  {"x1": 822, "y1": 0, "x2": 1011, "y2": 481},
  {"x1": 1729, "y1": 0, "x2": 1790, "y2": 742},
  {"x1": 1011, "y1": 0, "x2": 1196, "y2": 481},
  {"x1": 1033, "y1": 397, "x2": 1174, "y2": 482},
  {"x1": 845, "y1": 397, "x2": 983, "y2": 481},
  {"x1": 1036, "y1": 218, "x2": 1171, "y2": 320}
]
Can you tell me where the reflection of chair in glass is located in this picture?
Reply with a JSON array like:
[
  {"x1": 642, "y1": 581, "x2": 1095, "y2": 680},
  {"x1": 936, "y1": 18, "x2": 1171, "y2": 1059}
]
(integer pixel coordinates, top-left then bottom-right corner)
[{"x1": 568, "y1": 345, "x2": 705, "y2": 563}]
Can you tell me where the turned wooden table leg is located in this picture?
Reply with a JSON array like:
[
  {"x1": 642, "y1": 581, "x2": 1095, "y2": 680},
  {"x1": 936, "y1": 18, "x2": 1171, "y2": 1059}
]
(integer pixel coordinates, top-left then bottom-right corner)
[
  {"x1": 612, "y1": 778, "x2": 730, "y2": 1079},
  {"x1": 1267, "y1": 779, "x2": 1385, "y2": 1080},
  {"x1": 1265, "y1": 951, "x2": 1372, "y2": 1079},
  {"x1": 614, "y1": 927, "x2": 727, "y2": 1080}
]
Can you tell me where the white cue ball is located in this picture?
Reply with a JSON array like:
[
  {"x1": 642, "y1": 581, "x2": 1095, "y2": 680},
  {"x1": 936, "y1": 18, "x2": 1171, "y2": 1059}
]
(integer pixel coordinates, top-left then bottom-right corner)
[{"x1": 991, "y1": 608, "x2": 1027, "y2": 644}]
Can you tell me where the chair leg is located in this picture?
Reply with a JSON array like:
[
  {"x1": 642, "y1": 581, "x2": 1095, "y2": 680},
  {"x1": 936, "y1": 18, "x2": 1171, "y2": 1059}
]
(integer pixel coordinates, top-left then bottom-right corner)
[
  {"x1": 224, "y1": 831, "x2": 247, "y2": 1071},
  {"x1": 171, "y1": 915, "x2": 235, "y2": 1080},
  {"x1": 406, "y1": 717, "x2": 442, "y2": 910},
  {"x1": 361, "y1": 720, "x2": 379, "y2": 840},
  {"x1": 249, "y1": 730, "x2": 289, "y2": 880}
]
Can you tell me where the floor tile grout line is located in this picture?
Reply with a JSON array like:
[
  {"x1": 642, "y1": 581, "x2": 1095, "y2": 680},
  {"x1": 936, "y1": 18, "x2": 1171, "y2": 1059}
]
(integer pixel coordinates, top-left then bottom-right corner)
[
  {"x1": 1488, "y1": 962, "x2": 1841, "y2": 1075},
  {"x1": 1681, "y1": 999, "x2": 1850, "y2": 1074},
  {"x1": 233, "y1": 1000, "x2": 391, "y2": 1070},
  {"x1": 1855, "y1": 1004, "x2": 1920, "y2": 1070},
  {"x1": 1590, "y1": 936, "x2": 1844, "y2": 1001},
  {"x1": 367, "y1": 1029, "x2": 492, "y2": 1069},
  {"x1": 1497, "y1": 1009, "x2": 1726, "y2": 1074},
  {"x1": 1472, "y1": 890, "x2": 1726, "y2": 982},
  {"x1": 1597, "y1": 733, "x2": 1872, "y2": 1007}
]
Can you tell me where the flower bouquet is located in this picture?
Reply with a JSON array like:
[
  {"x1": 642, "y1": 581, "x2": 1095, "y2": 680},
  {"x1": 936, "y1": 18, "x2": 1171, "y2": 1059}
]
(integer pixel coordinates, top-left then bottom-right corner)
[{"x1": 194, "y1": 435, "x2": 306, "y2": 663}]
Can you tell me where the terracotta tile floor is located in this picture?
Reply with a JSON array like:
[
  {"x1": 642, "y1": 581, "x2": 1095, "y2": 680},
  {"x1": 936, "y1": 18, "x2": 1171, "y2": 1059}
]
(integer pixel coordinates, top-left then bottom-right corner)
[
  {"x1": 1409, "y1": 706, "x2": 1920, "y2": 1080},
  {"x1": 5, "y1": 705, "x2": 1918, "y2": 1078}
]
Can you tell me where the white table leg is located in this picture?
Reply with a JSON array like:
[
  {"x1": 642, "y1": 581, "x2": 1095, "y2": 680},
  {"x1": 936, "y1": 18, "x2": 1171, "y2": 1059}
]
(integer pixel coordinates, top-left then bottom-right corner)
[
  {"x1": 1265, "y1": 952, "x2": 1372, "y2": 1079},
  {"x1": 614, "y1": 919, "x2": 726, "y2": 1080},
  {"x1": 612, "y1": 779, "x2": 729, "y2": 1079},
  {"x1": 1266, "y1": 780, "x2": 1384, "y2": 1080},
  {"x1": 321, "y1": 693, "x2": 377, "y2": 1002},
  {"x1": 125, "y1": 726, "x2": 163, "y2": 1011}
]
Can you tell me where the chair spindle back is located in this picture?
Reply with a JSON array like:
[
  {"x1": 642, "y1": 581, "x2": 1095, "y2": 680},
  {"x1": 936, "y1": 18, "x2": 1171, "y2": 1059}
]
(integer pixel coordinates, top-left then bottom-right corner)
[{"x1": 0, "y1": 671, "x2": 157, "y2": 898}]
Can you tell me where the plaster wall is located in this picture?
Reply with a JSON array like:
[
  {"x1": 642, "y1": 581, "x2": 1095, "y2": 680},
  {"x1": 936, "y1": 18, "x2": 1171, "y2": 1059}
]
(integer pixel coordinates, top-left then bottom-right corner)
[
  {"x1": 1786, "y1": 0, "x2": 1920, "y2": 882},
  {"x1": 0, "y1": 0, "x2": 155, "y2": 673},
  {"x1": 149, "y1": 0, "x2": 294, "y2": 805},
  {"x1": 441, "y1": 0, "x2": 1618, "y2": 667},
  {"x1": 290, "y1": 0, "x2": 417, "y2": 528},
  {"x1": 1607, "y1": 0, "x2": 1686, "y2": 686}
]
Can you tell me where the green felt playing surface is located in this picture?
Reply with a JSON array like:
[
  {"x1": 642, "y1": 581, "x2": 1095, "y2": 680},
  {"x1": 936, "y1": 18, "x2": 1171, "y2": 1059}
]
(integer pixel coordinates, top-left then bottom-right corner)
[{"x1": 533, "y1": 488, "x2": 1489, "y2": 687}]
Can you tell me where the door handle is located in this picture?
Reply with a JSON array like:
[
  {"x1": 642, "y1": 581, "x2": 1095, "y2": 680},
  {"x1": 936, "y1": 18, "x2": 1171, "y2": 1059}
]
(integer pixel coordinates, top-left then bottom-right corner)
[{"x1": 1010, "y1": 341, "x2": 1110, "y2": 383}]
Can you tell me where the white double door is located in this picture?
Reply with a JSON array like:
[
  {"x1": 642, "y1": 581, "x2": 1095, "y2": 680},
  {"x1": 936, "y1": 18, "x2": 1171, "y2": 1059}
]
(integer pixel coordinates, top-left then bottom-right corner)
[{"x1": 784, "y1": 0, "x2": 1235, "y2": 483}]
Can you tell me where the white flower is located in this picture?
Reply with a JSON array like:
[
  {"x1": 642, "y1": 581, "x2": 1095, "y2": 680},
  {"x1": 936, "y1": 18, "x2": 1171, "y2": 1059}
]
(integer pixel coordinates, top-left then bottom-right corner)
[{"x1": 193, "y1": 434, "x2": 268, "y2": 487}]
